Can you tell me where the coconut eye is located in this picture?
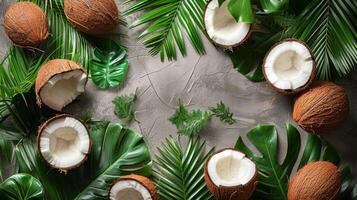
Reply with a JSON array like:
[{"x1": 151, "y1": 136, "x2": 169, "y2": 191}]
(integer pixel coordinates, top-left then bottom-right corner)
[
  {"x1": 263, "y1": 39, "x2": 316, "y2": 94},
  {"x1": 3, "y1": 2, "x2": 49, "y2": 47},
  {"x1": 204, "y1": 1, "x2": 251, "y2": 47},
  {"x1": 37, "y1": 114, "x2": 91, "y2": 172}
]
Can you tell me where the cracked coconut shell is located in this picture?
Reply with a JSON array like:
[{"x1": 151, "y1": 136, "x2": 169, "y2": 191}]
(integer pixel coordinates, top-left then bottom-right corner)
[
  {"x1": 288, "y1": 161, "x2": 341, "y2": 200},
  {"x1": 64, "y1": 0, "x2": 119, "y2": 35},
  {"x1": 293, "y1": 81, "x2": 349, "y2": 134},
  {"x1": 3, "y1": 2, "x2": 49, "y2": 47},
  {"x1": 109, "y1": 174, "x2": 159, "y2": 200}
]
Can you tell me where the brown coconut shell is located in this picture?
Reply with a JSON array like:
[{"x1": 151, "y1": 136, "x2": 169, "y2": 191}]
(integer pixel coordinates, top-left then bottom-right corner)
[
  {"x1": 288, "y1": 161, "x2": 341, "y2": 200},
  {"x1": 3, "y1": 2, "x2": 49, "y2": 47},
  {"x1": 262, "y1": 38, "x2": 317, "y2": 95},
  {"x1": 203, "y1": 0, "x2": 252, "y2": 49},
  {"x1": 204, "y1": 148, "x2": 258, "y2": 200},
  {"x1": 109, "y1": 174, "x2": 159, "y2": 200},
  {"x1": 37, "y1": 114, "x2": 92, "y2": 173},
  {"x1": 64, "y1": 0, "x2": 119, "y2": 35},
  {"x1": 293, "y1": 81, "x2": 349, "y2": 134},
  {"x1": 35, "y1": 59, "x2": 87, "y2": 109}
]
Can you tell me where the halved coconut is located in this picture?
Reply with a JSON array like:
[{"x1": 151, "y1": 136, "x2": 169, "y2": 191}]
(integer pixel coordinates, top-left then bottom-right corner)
[
  {"x1": 37, "y1": 114, "x2": 91, "y2": 172},
  {"x1": 204, "y1": 149, "x2": 257, "y2": 200},
  {"x1": 35, "y1": 59, "x2": 88, "y2": 111},
  {"x1": 204, "y1": 0, "x2": 251, "y2": 48},
  {"x1": 109, "y1": 174, "x2": 159, "y2": 200},
  {"x1": 263, "y1": 39, "x2": 316, "y2": 94}
]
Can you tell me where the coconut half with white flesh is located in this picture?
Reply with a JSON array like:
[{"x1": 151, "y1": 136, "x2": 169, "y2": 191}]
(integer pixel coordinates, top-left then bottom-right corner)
[
  {"x1": 109, "y1": 174, "x2": 159, "y2": 200},
  {"x1": 204, "y1": 149, "x2": 257, "y2": 200},
  {"x1": 37, "y1": 114, "x2": 91, "y2": 172},
  {"x1": 204, "y1": 0, "x2": 251, "y2": 48},
  {"x1": 35, "y1": 59, "x2": 88, "y2": 111},
  {"x1": 263, "y1": 39, "x2": 316, "y2": 94}
]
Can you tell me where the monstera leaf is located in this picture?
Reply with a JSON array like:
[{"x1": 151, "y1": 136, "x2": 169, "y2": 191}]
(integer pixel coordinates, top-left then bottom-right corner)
[
  {"x1": 235, "y1": 124, "x2": 351, "y2": 200},
  {"x1": 0, "y1": 173, "x2": 44, "y2": 200},
  {"x1": 13, "y1": 121, "x2": 152, "y2": 200},
  {"x1": 90, "y1": 41, "x2": 129, "y2": 89}
]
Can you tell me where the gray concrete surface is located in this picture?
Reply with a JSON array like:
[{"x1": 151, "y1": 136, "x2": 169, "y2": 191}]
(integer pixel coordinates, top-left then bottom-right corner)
[{"x1": 0, "y1": 0, "x2": 356, "y2": 180}]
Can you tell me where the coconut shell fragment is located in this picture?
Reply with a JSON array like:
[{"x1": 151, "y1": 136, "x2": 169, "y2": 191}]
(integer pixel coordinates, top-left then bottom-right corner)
[
  {"x1": 288, "y1": 161, "x2": 341, "y2": 200},
  {"x1": 35, "y1": 59, "x2": 88, "y2": 111},
  {"x1": 204, "y1": 149, "x2": 257, "y2": 200},
  {"x1": 293, "y1": 81, "x2": 349, "y2": 134},
  {"x1": 3, "y1": 2, "x2": 49, "y2": 47},
  {"x1": 64, "y1": 0, "x2": 119, "y2": 35},
  {"x1": 109, "y1": 174, "x2": 159, "y2": 200}
]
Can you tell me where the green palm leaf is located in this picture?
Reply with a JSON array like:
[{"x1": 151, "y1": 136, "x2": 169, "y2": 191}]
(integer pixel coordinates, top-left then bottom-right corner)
[
  {"x1": 235, "y1": 124, "x2": 351, "y2": 200},
  {"x1": 0, "y1": 174, "x2": 44, "y2": 200},
  {"x1": 124, "y1": 0, "x2": 206, "y2": 61},
  {"x1": 286, "y1": 0, "x2": 357, "y2": 80},
  {"x1": 155, "y1": 136, "x2": 214, "y2": 200}
]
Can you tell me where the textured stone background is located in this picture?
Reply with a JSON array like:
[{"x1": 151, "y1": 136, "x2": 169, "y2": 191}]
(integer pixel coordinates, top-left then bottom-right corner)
[{"x1": 1, "y1": 0, "x2": 356, "y2": 179}]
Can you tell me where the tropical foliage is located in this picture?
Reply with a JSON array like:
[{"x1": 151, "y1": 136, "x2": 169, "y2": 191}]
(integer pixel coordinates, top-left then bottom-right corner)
[
  {"x1": 155, "y1": 136, "x2": 213, "y2": 200},
  {"x1": 124, "y1": 0, "x2": 207, "y2": 61},
  {"x1": 235, "y1": 123, "x2": 353, "y2": 200},
  {"x1": 112, "y1": 91, "x2": 137, "y2": 125}
]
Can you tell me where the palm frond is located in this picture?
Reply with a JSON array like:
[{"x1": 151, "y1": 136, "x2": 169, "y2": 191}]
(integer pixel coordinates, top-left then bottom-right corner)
[
  {"x1": 286, "y1": 0, "x2": 357, "y2": 80},
  {"x1": 155, "y1": 136, "x2": 214, "y2": 200},
  {"x1": 124, "y1": 0, "x2": 206, "y2": 61}
]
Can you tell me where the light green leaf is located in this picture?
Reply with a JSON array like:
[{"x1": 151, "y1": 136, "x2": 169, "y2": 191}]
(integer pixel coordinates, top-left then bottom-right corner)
[
  {"x1": 286, "y1": 0, "x2": 357, "y2": 80},
  {"x1": 227, "y1": 0, "x2": 254, "y2": 23},
  {"x1": 235, "y1": 124, "x2": 351, "y2": 199},
  {"x1": 90, "y1": 42, "x2": 129, "y2": 89},
  {"x1": 0, "y1": 174, "x2": 44, "y2": 200},
  {"x1": 124, "y1": 0, "x2": 206, "y2": 61},
  {"x1": 155, "y1": 136, "x2": 213, "y2": 200},
  {"x1": 260, "y1": 0, "x2": 289, "y2": 13},
  {"x1": 113, "y1": 92, "x2": 136, "y2": 124}
]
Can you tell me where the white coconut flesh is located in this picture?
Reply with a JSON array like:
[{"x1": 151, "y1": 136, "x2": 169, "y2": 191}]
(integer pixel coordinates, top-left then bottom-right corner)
[
  {"x1": 110, "y1": 180, "x2": 152, "y2": 200},
  {"x1": 204, "y1": 0, "x2": 250, "y2": 46},
  {"x1": 39, "y1": 116, "x2": 90, "y2": 169},
  {"x1": 264, "y1": 41, "x2": 314, "y2": 90},
  {"x1": 40, "y1": 70, "x2": 87, "y2": 111},
  {"x1": 207, "y1": 149, "x2": 256, "y2": 187}
]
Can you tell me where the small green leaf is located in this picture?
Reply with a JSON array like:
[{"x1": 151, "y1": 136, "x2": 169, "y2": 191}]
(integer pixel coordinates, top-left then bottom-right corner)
[
  {"x1": 218, "y1": 0, "x2": 225, "y2": 6},
  {"x1": 90, "y1": 41, "x2": 129, "y2": 89},
  {"x1": 0, "y1": 173, "x2": 44, "y2": 200},
  {"x1": 169, "y1": 102, "x2": 212, "y2": 136},
  {"x1": 112, "y1": 92, "x2": 136, "y2": 125},
  {"x1": 260, "y1": 0, "x2": 289, "y2": 13},
  {"x1": 227, "y1": 0, "x2": 254, "y2": 23},
  {"x1": 209, "y1": 101, "x2": 236, "y2": 125}
]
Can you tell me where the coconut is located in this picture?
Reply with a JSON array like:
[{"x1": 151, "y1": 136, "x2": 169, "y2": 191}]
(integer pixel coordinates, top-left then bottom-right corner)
[
  {"x1": 64, "y1": 0, "x2": 119, "y2": 35},
  {"x1": 204, "y1": 149, "x2": 257, "y2": 200},
  {"x1": 3, "y1": 2, "x2": 49, "y2": 47},
  {"x1": 293, "y1": 81, "x2": 349, "y2": 134},
  {"x1": 37, "y1": 114, "x2": 91, "y2": 172},
  {"x1": 35, "y1": 59, "x2": 88, "y2": 111},
  {"x1": 263, "y1": 39, "x2": 316, "y2": 94},
  {"x1": 204, "y1": 0, "x2": 251, "y2": 48},
  {"x1": 288, "y1": 161, "x2": 341, "y2": 200},
  {"x1": 109, "y1": 174, "x2": 159, "y2": 200}
]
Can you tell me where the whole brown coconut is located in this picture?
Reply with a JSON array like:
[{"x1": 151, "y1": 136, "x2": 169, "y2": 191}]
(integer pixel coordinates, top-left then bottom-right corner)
[
  {"x1": 3, "y1": 2, "x2": 49, "y2": 47},
  {"x1": 288, "y1": 161, "x2": 341, "y2": 200},
  {"x1": 293, "y1": 81, "x2": 349, "y2": 134},
  {"x1": 64, "y1": 0, "x2": 119, "y2": 35}
]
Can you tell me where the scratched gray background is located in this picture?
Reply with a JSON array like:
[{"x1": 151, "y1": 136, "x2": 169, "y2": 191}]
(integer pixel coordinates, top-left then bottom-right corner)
[{"x1": 0, "y1": 0, "x2": 356, "y2": 179}]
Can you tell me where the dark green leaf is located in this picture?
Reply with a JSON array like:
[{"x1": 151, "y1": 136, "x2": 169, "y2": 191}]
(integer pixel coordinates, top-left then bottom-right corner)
[
  {"x1": 260, "y1": 0, "x2": 289, "y2": 13},
  {"x1": 0, "y1": 174, "x2": 44, "y2": 200},
  {"x1": 90, "y1": 42, "x2": 129, "y2": 89},
  {"x1": 235, "y1": 123, "x2": 349, "y2": 199},
  {"x1": 285, "y1": 0, "x2": 357, "y2": 80},
  {"x1": 124, "y1": 0, "x2": 206, "y2": 61},
  {"x1": 227, "y1": 0, "x2": 254, "y2": 23},
  {"x1": 208, "y1": 101, "x2": 236, "y2": 125},
  {"x1": 169, "y1": 102, "x2": 212, "y2": 136},
  {"x1": 113, "y1": 92, "x2": 136, "y2": 124},
  {"x1": 155, "y1": 136, "x2": 213, "y2": 200}
]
